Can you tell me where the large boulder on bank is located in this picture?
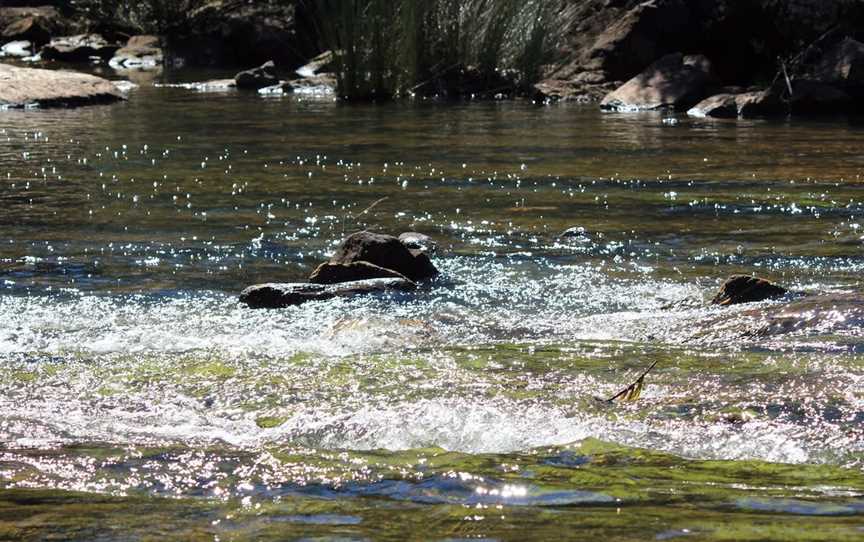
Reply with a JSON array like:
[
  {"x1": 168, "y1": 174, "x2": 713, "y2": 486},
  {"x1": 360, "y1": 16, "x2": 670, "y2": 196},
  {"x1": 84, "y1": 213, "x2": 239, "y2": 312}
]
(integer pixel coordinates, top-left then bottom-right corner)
[
  {"x1": 601, "y1": 53, "x2": 714, "y2": 111},
  {"x1": 802, "y1": 37, "x2": 864, "y2": 90},
  {"x1": 109, "y1": 35, "x2": 163, "y2": 70},
  {"x1": 711, "y1": 275, "x2": 788, "y2": 306},
  {"x1": 240, "y1": 278, "x2": 416, "y2": 309},
  {"x1": 309, "y1": 261, "x2": 413, "y2": 285},
  {"x1": 324, "y1": 231, "x2": 439, "y2": 282},
  {"x1": 42, "y1": 34, "x2": 120, "y2": 62},
  {"x1": 167, "y1": 0, "x2": 315, "y2": 69},
  {"x1": 235, "y1": 60, "x2": 278, "y2": 89},
  {"x1": 0, "y1": 6, "x2": 66, "y2": 47},
  {"x1": 0, "y1": 62, "x2": 125, "y2": 108}
]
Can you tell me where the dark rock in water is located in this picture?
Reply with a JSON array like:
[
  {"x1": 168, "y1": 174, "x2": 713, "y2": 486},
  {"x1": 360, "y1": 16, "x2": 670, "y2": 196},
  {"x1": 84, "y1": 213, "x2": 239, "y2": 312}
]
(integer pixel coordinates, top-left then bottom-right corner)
[
  {"x1": 329, "y1": 231, "x2": 439, "y2": 282},
  {"x1": 398, "y1": 232, "x2": 437, "y2": 253},
  {"x1": 688, "y1": 89, "x2": 785, "y2": 118},
  {"x1": 235, "y1": 60, "x2": 278, "y2": 89},
  {"x1": 789, "y1": 80, "x2": 851, "y2": 114},
  {"x1": 109, "y1": 35, "x2": 163, "y2": 70},
  {"x1": 711, "y1": 275, "x2": 788, "y2": 306},
  {"x1": 239, "y1": 278, "x2": 416, "y2": 309},
  {"x1": 309, "y1": 261, "x2": 413, "y2": 285},
  {"x1": 0, "y1": 62, "x2": 125, "y2": 108},
  {"x1": 42, "y1": 34, "x2": 120, "y2": 62},
  {"x1": 601, "y1": 53, "x2": 715, "y2": 111}
]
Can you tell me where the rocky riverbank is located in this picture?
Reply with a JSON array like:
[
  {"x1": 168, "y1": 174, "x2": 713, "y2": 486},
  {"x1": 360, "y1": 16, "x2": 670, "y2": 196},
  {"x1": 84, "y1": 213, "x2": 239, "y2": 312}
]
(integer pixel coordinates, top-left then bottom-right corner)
[{"x1": 2, "y1": 1, "x2": 864, "y2": 115}]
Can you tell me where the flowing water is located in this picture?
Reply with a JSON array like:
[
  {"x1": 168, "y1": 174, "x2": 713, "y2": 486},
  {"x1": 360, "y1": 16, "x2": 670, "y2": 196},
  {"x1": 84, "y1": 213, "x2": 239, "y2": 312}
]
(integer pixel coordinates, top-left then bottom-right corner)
[{"x1": 0, "y1": 70, "x2": 863, "y2": 540}]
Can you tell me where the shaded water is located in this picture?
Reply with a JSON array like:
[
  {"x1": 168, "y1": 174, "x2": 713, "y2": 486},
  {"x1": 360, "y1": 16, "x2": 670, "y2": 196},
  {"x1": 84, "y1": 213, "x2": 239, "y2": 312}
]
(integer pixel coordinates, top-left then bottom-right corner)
[{"x1": 1, "y1": 75, "x2": 863, "y2": 540}]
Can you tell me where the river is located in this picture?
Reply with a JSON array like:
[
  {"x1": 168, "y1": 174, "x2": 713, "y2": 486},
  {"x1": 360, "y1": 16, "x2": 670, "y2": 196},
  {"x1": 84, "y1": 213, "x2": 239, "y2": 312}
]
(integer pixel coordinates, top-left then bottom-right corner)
[{"x1": 0, "y1": 73, "x2": 862, "y2": 540}]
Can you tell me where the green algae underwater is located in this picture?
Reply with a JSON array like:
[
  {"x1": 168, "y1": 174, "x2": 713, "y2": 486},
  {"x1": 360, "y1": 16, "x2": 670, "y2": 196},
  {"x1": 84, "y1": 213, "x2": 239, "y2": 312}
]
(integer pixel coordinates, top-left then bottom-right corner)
[{"x1": 1, "y1": 77, "x2": 863, "y2": 540}]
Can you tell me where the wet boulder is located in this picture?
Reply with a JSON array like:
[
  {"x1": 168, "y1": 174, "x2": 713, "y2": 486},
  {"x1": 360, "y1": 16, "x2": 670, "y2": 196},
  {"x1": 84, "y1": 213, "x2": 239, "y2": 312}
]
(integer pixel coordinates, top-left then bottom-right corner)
[
  {"x1": 0, "y1": 62, "x2": 125, "y2": 108},
  {"x1": 711, "y1": 275, "x2": 788, "y2": 306},
  {"x1": 239, "y1": 278, "x2": 416, "y2": 309},
  {"x1": 398, "y1": 232, "x2": 437, "y2": 254},
  {"x1": 327, "y1": 231, "x2": 439, "y2": 282},
  {"x1": 309, "y1": 261, "x2": 413, "y2": 285},
  {"x1": 235, "y1": 60, "x2": 278, "y2": 90},
  {"x1": 42, "y1": 34, "x2": 120, "y2": 63},
  {"x1": 109, "y1": 35, "x2": 163, "y2": 70},
  {"x1": 0, "y1": 40, "x2": 32, "y2": 58},
  {"x1": 601, "y1": 53, "x2": 715, "y2": 111}
]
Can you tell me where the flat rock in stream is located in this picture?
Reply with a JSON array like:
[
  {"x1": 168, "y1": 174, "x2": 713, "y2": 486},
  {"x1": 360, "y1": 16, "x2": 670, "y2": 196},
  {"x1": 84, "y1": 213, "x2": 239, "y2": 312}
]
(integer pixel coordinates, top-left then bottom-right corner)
[
  {"x1": 711, "y1": 275, "x2": 788, "y2": 306},
  {"x1": 0, "y1": 62, "x2": 125, "y2": 108},
  {"x1": 239, "y1": 278, "x2": 416, "y2": 309}
]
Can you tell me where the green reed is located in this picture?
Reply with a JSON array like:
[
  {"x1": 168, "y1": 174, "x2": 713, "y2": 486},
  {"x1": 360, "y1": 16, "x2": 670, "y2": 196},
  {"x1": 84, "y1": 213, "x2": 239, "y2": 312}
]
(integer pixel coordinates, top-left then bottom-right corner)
[{"x1": 309, "y1": 0, "x2": 567, "y2": 101}]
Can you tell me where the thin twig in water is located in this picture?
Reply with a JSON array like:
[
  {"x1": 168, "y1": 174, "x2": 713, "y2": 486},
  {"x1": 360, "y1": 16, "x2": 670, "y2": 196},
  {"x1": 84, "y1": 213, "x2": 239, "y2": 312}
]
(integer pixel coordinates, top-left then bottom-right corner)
[
  {"x1": 352, "y1": 196, "x2": 389, "y2": 219},
  {"x1": 342, "y1": 196, "x2": 389, "y2": 235},
  {"x1": 605, "y1": 359, "x2": 659, "y2": 403}
]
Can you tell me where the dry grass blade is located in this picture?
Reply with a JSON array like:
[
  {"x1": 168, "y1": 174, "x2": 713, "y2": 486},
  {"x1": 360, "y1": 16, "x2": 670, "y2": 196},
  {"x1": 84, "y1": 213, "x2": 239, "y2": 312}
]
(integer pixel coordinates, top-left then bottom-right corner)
[{"x1": 605, "y1": 359, "x2": 659, "y2": 403}]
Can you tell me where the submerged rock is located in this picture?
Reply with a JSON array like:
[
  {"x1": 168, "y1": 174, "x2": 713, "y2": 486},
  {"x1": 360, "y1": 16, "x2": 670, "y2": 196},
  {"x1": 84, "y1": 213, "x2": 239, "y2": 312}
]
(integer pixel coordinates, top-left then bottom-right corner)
[
  {"x1": 235, "y1": 60, "x2": 278, "y2": 90},
  {"x1": 42, "y1": 34, "x2": 120, "y2": 63},
  {"x1": 711, "y1": 275, "x2": 788, "y2": 306},
  {"x1": 309, "y1": 261, "x2": 413, "y2": 285},
  {"x1": 0, "y1": 62, "x2": 125, "y2": 108},
  {"x1": 601, "y1": 53, "x2": 715, "y2": 111},
  {"x1": 328, "y1": 231, "x2": 438, "y2": 282},
  {"x1": 239, "y1": 278, "x2": 416, "y2": 309}
]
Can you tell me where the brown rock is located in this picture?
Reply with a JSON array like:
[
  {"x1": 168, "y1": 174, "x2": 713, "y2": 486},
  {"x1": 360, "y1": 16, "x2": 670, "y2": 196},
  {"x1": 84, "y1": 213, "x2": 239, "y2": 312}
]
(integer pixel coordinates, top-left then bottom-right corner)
[
  {"x1": 0, "y1": 6, "x2": 65, "y2": 46},
  {"x1": 239, "y1": 278, "x2": 416, "y2": 309},
  {"x1": 309, "y1": 261, "x2": 413, "y2": 285},
  {"x1": 0, "y1": 62, "x2": 125, "y2": 108},
  {"x1": 110, "y1": 35, "x2": 163, "y2": 70},
  {"x1": 711, "y1": 275, "x2": 788, "y2": 306},
  {"x1": 601, "y1": 53, "x2": 715, "y2": 111},
  {"x1": 329, "y1": 231, "x2": 439, "y2": 282}
]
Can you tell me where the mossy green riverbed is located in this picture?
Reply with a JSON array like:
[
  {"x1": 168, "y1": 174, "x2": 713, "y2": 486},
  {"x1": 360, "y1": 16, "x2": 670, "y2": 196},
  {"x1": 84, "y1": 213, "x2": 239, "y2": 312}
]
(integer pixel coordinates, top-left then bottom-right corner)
[{"x1": 0, "y1": 72, "x2": 863, "y2": 540}]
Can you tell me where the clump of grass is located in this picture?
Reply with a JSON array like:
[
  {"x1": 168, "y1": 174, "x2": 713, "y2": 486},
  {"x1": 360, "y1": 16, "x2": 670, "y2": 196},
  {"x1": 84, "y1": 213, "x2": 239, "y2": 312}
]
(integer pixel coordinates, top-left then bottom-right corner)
[{"x1": 308, "y1": 0, "x2": 567, "y2": 101}]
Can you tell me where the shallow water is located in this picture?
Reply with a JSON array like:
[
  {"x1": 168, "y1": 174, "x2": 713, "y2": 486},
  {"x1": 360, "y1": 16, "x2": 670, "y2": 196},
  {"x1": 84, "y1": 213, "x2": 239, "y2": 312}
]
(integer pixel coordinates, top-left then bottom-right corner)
[{"x1": 0, "y1": 72, "x2": 863, "y2": 540}]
